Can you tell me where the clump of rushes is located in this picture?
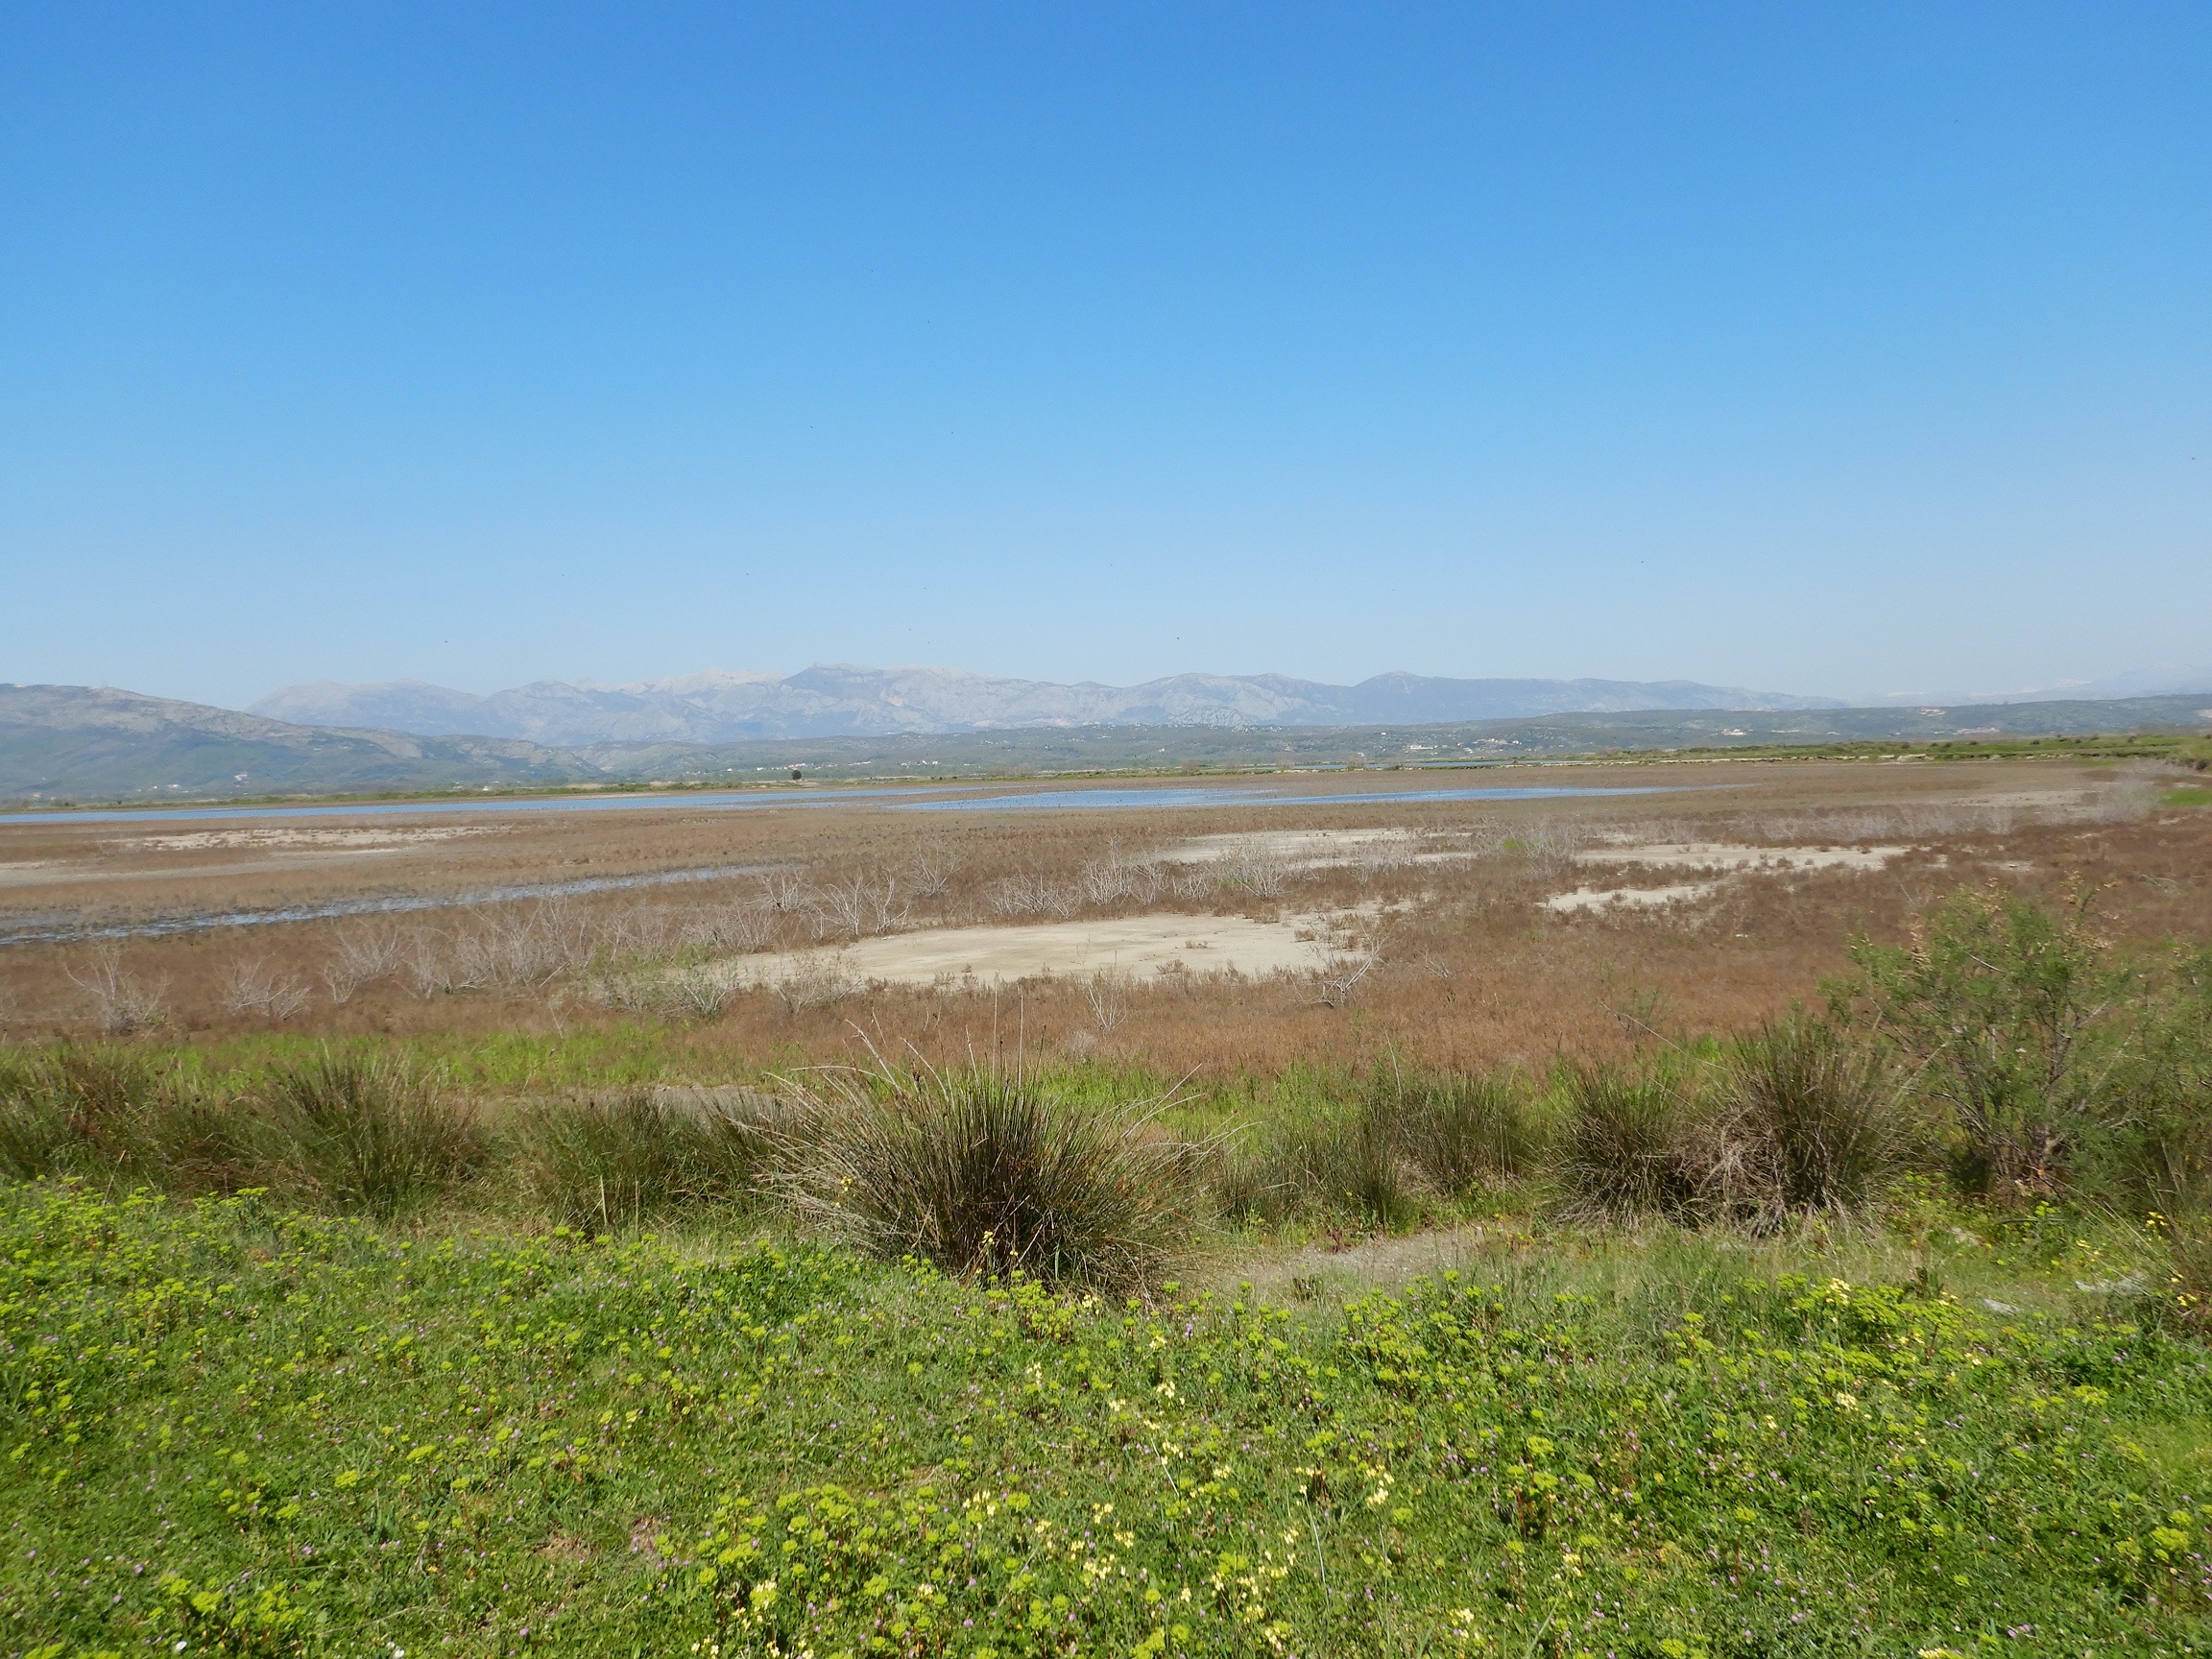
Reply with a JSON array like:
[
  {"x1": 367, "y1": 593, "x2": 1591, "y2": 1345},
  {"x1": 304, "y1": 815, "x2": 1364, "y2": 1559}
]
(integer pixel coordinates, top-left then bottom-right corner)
[
  {"x1": 1554, "y1": 1062, "x2": 1704, "y2": 1220},
  {"x1": 0, "y1": 1047, "x2": 92, "y2": 1181},
  {"x1": 1248, "y1": 1109, "x2": 1420, "y2": 1229},
  {"x1": 1719, "y1": 1016, "x2": 1908, "y2": 1216},
  {"x1": 516, "y1": 1089, "x2": 775, "y2": 1233},
  {"x1": 261, "y1": 1049, "x2": 485, "y2": 1218},
  {"x1": 0, "y1": 1046, "x2": 258, "y2": 1192},
  {"x1": 766, "y1": 1064, "x2": 1199, "y2": 1290},
  {"x1": 1370, "y1": 1067, "x2": 1543, "y2": 1195}
]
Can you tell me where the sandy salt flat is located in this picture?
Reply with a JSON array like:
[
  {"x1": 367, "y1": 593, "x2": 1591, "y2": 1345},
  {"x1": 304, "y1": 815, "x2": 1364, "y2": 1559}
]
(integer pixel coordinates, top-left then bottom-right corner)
[
  {"x1": 1547, "y1": 841, "x2": 1931, "y2": 914},
  {"x1": 1153, "y1": 829, "x2": 1480, "y2": 868},
  {"x1": 711, "y1": 910, "x2": 1355, "y2": 990},
  {"x1": 109, "y1": 826, "x2": 493, "y2": 852},
  {"x1": 1544, "y1": 881, "x2": 1721, "y2": 914},
  {"x1": 1576, "y1": 842, "x2": 1914, "y2": 872}
]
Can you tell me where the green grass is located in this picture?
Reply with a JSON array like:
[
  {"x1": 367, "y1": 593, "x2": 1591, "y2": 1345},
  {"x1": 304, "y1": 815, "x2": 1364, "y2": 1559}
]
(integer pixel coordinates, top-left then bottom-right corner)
[
  {"x1": 175, "y1": 1027, "x2": 727, "y2": 1094},
  {"x1": 2166, "y1": 786, "x2": 2212, "y2": 807},
  {"x1": 5, "y1": 1184, "x2": 2211, "y2": 1656}
]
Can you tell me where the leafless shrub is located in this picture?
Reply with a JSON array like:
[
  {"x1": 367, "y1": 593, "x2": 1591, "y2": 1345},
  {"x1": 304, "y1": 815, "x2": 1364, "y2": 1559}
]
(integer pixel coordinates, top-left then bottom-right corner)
[
  {"x1": 820, "y1": 871, "x2": 909, "y2": 939},
  {"x1": 1081, "y1": 969, "x2": 1132, "y2": 1033},
  {"x1": 665, "y1": 973, "x2": 735, "y2": 1020},
  {"x1": 441, "y1": 900, "x2": 594, "y2": 991},
  {"x1": 402, "y1": 934, "x2": 464, "y2": 999},
  {"x1": 1166, "y1": 865, "x2": 1219, "y2": 902},
  {"x1": 588, "y1": 964, "x2": 735, "y2": 1019},
  {"x1": 323, "y1": 919, "x2": 408, "y2": 1003},
  {"x1": 760, "y1": 868, "x2": 817, "y2": 914},
  {"x1": 1515, "y1": 824, "x2": 1586, "y2": 876},
  {"x1": 1214, "y1": 842, "x2": 1288, "y2": 897},
  {"x1": 677, "y1": 901, "x2": 779, "y2": 955},
  {"x1": 1311, "y1": 931, "x2": 1387, "y2": 1009},
  {"x1": 904, "y1": 851, "x2": 960, "y2": 901},
  {"x1": 770, "y1": 953, "x2": 858, "y2": 1015},
  {"x1": 221, "y1": 955, "x2": 315, "y2": 1022},
  {"x1": 1077, "y1": 858, "x2": 1134, "y2": 905},
  {"x1": 1072, "y1": 851, "x2": 1165, "y2": 907},
  {"x1": 987, "y1": 872, "x2": 1075, "y2": 920},
  {"x1": 67, "y1": 945, "x2": 171, "y2": 1035},
  {"x1": 1348, "y1": 843, "x2": 1413, "y2": 880},
  {"x1": 1596, "y1": 817, "x2": 1697, "y2": 849}
]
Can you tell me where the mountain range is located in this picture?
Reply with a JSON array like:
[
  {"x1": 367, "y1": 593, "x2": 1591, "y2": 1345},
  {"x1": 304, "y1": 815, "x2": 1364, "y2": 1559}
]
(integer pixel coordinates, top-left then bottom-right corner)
[
  {"x1": 250, "y1": 664, "x2": 1845, "y2": 744},
  {"x1": 0, "y1": 684, "x2": 576, "y2": 800},
  {"x1": 5, "y1": 681, "x2": 2208, "y2": 805},
  {"x1": 1863, "y1": 665, "x2": 2212, "y2": 707}
]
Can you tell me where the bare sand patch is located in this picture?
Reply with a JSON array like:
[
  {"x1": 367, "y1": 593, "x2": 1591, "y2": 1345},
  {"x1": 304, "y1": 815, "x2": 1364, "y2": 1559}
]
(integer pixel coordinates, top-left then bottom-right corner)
[
  {"x1": 713, "y1": 910, "x2": 1356, "y2": 990},
  {"x1": 1153, "y1": 828, "x2": 1483, "y2": 870},
  {"x1": 1544, "y1": 881, "x2": 1720, "y2": 914},
  {"x1": 1156, "y1": 829, "x2": 1416, "y2": 865},
  {"x1": 1576, "y1": 841, "x2": 1914, "y2": 873},
  {"x1": 111, "y1": 826, "x2": 493, "y2": 852}
]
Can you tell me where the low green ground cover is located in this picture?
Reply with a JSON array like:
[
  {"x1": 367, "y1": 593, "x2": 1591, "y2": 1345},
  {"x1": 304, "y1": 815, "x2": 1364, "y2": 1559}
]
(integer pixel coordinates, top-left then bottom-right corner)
[{"x1": 5, "y1": 1183, "x2": 2211, "y2": 1658}]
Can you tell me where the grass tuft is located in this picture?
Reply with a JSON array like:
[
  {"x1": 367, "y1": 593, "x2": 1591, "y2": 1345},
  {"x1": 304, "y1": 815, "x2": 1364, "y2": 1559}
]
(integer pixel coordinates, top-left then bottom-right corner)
[
  {"x1": 767, "y1": 1065, "x2": 1199, "y2": 1289},
  {"x1": 1719, "y1": 1016, "x2": 1908, "y2": 1215},
  {"x1": 1370, "y1": 1067, "x2": 1543, "y2": 1195},
  {"x1": 0, "y1": 1046, "x2": 259, "y2": 1191},
  {"x1": 261, "y1": 1049, "x2": 486, "y2": 1218},
  {"x1": 1554, "y1": 1062, "x2": 1704, "y2": 1219},
  {"x1": 515, "y1": 1090, "x2": 775, "y2": 1232}
]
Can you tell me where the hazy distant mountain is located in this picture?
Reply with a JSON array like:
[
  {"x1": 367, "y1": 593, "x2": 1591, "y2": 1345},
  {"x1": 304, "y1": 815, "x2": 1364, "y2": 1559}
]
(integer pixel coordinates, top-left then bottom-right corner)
[
  {"x1": 1862, "y1": 666, "x2": 2212, "y2": 707},
  {"x1": 252, "y1": 665, "x2": 1844, "y2": 744},
  {"x1": 7, "y1": 682, "x2": 2207, "y2": 804},
  {"x1": 0, "y1": 685, "x2": 575, "y2": 801}
]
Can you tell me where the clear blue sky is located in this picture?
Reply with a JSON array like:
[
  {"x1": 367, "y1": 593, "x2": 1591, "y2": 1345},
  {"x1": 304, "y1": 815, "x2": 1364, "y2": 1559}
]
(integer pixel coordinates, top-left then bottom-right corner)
[{"x1": 5, "y1": 3, "x2": 2207, "y2": 708}]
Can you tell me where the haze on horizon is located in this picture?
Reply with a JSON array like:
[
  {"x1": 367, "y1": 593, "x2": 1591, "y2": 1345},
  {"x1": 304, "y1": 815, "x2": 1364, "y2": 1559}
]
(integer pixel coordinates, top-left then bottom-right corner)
[{"x1": 4, "y1": 3, "x2": 2208, "y2": 709}]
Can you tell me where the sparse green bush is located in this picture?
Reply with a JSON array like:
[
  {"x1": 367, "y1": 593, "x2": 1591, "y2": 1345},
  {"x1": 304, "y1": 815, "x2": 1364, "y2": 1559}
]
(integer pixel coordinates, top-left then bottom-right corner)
[
  {"x1": 515, "y1": 1090, "x2": 774, "y2": 1232},
  {"x1": 767, "y1": 1066, "x2": 1198, "y2": 1288},
  {"x1": 2099, "y1": 944, "x2": 2212, "y2": 1210},
  {"x1": 1852, "y1": 884, "x2": 2128, "y2": 1197},
  {"x1": 261, "y1": 1050, "x2": 485, "y2": 1218},
  {"x1": 1201, "y1": 1139, "x2": 1284, "y2": 1225},
  {"x1": 2152, "y1": 1204, "x2": 2212, "y2": 1332},
  {"x1": 1209, "y1": 1070, "x2": 1539, "y2": 1231}
]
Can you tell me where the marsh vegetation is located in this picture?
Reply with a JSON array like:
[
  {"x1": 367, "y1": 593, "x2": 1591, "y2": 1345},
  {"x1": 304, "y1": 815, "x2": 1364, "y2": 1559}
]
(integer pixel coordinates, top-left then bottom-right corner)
[{"x1": 3, "y1": 757, "x2": 2210, "y2": 1652}]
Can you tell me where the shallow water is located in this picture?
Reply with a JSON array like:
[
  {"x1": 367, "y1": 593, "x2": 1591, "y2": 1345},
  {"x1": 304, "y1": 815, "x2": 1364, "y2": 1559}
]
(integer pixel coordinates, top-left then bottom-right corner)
[
  {"x1": 0, "y1": 862, "x2": 771, "y2": 947},
  {"x1": 897, "y1": 783, "x2": 1680, "y2": 813},
  {"x1": 0, "y1": 779, "x2": 1678, "y2": 830},
  {"x1": 0, "y1": 785, "x2": 957, "y2": 829}
]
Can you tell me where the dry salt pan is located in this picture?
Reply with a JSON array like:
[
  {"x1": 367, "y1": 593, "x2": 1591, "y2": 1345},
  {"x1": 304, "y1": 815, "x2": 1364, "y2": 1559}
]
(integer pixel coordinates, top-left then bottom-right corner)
[
  {"x1": 1575, "y1": 842, "x2": 1915, "y2": 872},
  {"x1": 709, "y1": 909, "x2": 1370, "y2": 989},
  {"x1": 1544, "y1": 882, "x2": 1720, "y2": 914}
]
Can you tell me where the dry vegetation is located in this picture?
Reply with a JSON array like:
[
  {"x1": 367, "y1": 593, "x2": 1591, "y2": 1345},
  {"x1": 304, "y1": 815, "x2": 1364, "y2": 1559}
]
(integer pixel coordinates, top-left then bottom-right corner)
[
  {"x1": 0, "y1": 759, "x2": 2203, "y2": 1083},
  {"x1": 9, "y1": 759, "x2": 2212, "y2": 1655}
]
